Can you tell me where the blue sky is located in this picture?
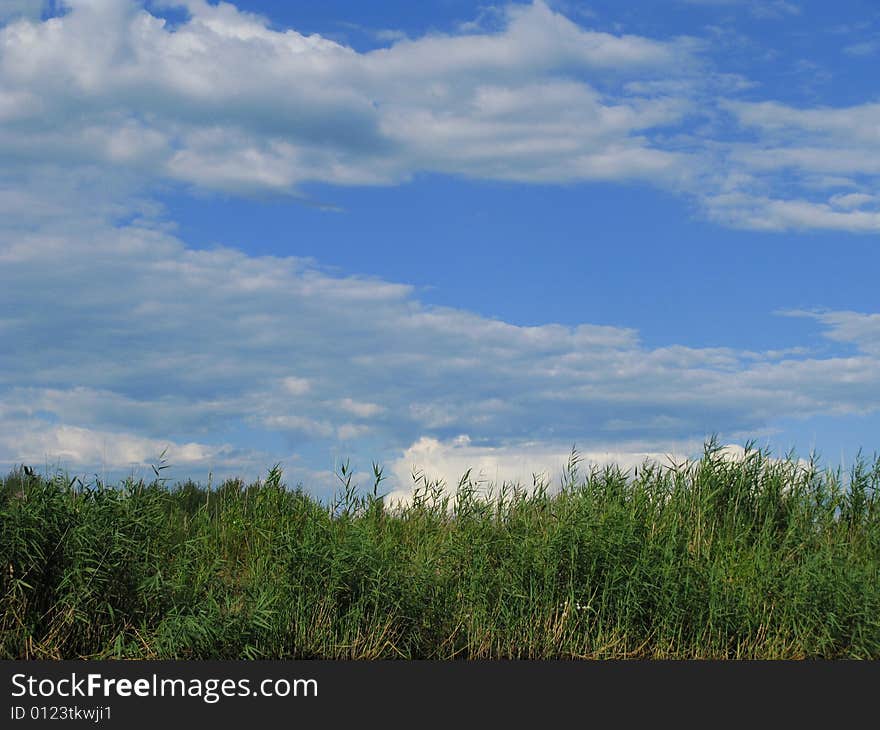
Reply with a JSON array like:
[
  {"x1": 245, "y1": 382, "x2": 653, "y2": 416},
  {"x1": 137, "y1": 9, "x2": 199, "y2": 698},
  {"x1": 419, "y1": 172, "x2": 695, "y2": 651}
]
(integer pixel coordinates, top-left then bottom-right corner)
[{"x1": 1, "y1": 0, "x2": 879, "y2": 498}]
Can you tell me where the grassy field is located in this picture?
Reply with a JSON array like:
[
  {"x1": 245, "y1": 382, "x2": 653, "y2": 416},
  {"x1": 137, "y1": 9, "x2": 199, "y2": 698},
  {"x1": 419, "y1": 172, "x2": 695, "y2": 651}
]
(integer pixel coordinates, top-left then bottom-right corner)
[{"x1": 1, "y1": 441, "x2": 878, "y2": 659}]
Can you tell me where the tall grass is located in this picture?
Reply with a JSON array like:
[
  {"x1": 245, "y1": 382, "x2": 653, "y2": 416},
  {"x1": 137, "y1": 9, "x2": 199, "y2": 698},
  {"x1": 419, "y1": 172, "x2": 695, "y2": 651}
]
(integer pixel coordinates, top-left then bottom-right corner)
[{"x1": 1, "y1": 441, "x2": 878, "y2": 659}]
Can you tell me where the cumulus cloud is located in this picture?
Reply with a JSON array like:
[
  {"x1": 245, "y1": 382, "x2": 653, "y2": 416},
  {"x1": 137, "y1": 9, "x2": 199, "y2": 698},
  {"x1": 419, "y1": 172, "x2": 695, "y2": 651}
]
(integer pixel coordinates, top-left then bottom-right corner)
[
  {"x1": 0, "y1": 0, "x2": 876, "y2": 232},
  {"x1": 384, "y1": 435, "x2": 800, "y2": 507},
  {"x1": 384, "y1": 434, "x2": 693, "y2": 506},
  {"x1": 0, "y1": 401, "x2": 255, "y2": 482},
  {"x1": 0, "y1": 0, "x2": 696, "y2": 192}
]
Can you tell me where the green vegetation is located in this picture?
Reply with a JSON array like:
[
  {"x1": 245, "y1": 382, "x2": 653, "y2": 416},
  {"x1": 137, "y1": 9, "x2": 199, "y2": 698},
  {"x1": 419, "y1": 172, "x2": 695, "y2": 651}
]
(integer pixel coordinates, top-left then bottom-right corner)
[{"x1": 1, "y1": 441, "x2": 878, "y2": 659}]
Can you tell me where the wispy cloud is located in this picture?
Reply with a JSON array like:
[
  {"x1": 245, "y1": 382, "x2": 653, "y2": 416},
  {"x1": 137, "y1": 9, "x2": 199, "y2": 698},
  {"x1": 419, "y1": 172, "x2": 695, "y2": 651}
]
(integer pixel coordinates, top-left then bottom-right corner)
[
  {"x1": 844, "y1": 40, "x2": 879, "y2": 56},
  {"x1": 782, "y1": 310, "x2": 880, "y2": 356},
  {"x1": 701, "y1": 100, "x2": 880, "y2": 231},
  {"x1": 678, "y1": 0, "x2": 800, "y2": 19}
]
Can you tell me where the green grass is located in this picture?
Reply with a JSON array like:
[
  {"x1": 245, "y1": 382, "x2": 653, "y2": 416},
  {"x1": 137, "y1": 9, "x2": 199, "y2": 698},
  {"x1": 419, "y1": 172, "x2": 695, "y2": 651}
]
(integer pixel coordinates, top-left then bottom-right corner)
[{"x1": 1, "y1": 440, "x2": 878, "y2": 659}]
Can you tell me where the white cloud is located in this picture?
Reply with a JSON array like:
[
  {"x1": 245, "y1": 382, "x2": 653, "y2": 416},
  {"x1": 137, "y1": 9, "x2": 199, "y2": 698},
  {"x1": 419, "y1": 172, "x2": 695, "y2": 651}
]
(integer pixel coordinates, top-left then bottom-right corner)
[
  {"x1": 0, "y1": 1, "x2": 876, "y2": 232},
  {"x1": 2, "y1": 201, "x2": 880, "y2": 492},
  {"x1": 678, "y1": 0, "x2": 800, "y2": 18},
  {"x1": 3, "y1": 0, "x2": 880, "y2": 492},
  {"x1": 697, "y1": 100, "x2": 880, "y2": 231},
  {"x1": 830, "y1": 192, "x2": 878, "y2": 210},
  {"x1": 0, "y1": 0, "x2": 697, "y2": 192},
  {"x1": 384, "y1": 435, "x2": 805, "y2": 507},
  {"x1": 337, "y1": 398, "x2": 384, "y2": 418},
  {"x1": 749, "y1": 1, "x2": 800, "y2": 19},
  {"x1": 281, "y1": 376, "x2": 311, "y2": 396},
  {"x1": 727, "y1": 100, "x2": 880, "y2": 144},
  {"x1": 0, "y1": 419, "x2": 240, "y2": 474},
  {"x1": 704, "y1": 193, "x2": 880, "y2": 233},
  {"x1": 337, "y1": 423, "x2": 371, "y2": 441},
  {"x1": 261, "y1": 415, "x2": 334, "y2": 438},
  {"x1": 783, "y1": 310, "x2": 880, "y2": 357},
  {"x1": 385, "y1": 434, "x2": 705, "y2": 507}
]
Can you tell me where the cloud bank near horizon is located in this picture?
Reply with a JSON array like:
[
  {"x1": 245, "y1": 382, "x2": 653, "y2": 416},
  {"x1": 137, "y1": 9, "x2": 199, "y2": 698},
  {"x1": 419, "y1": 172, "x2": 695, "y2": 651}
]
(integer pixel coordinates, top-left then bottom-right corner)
[{"x1": 2, "y1": 210, "x2": 878, "y2": 492}]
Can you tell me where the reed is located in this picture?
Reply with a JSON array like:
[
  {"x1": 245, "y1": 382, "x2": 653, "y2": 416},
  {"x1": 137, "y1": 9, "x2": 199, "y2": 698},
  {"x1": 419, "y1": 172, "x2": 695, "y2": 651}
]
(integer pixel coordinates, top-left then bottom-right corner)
[{"x1": 1, "y1": 440, "x2": 878, "y2": 659}]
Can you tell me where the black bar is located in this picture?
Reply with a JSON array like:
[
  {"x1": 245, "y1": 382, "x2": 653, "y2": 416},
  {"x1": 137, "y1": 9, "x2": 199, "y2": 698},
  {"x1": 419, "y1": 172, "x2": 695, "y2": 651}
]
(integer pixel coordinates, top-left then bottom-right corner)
[{"x1": 2, "y1": 660, "x2": 878, "y2": 727}]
